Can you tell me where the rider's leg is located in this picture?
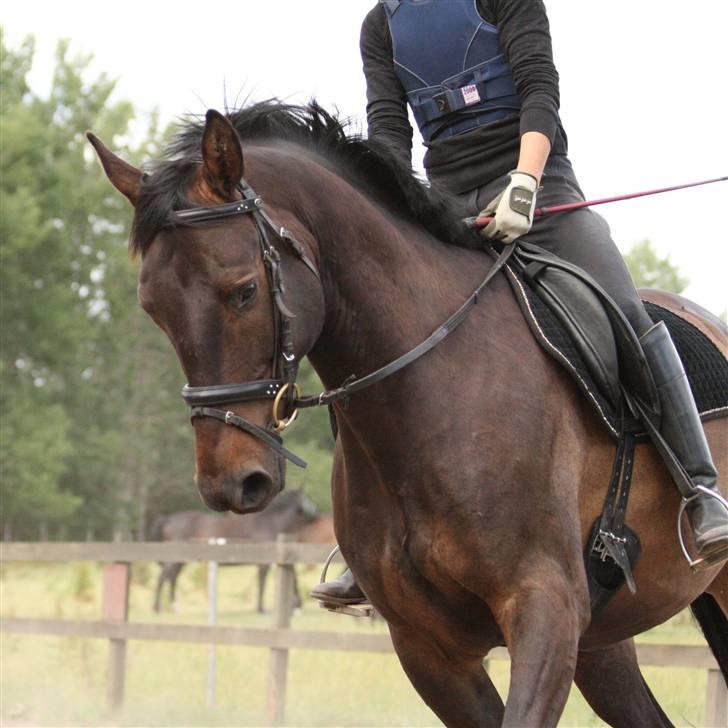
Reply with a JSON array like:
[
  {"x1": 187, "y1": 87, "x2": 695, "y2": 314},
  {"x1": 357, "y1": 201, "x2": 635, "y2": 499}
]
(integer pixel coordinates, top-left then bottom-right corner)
[
  {"x1": 472, "y1": 161, "x2": 728, "y2": 565},
  {"x1": 310, "y1": 567, "x2": 366, "y2": 605},
  {"x1": 639, "y1": 321, "x2": 728, "y2": 563}
]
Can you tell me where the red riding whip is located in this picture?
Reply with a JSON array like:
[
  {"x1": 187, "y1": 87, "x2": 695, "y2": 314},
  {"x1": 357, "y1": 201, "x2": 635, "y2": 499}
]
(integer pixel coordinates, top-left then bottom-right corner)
[{"x1": 466, "y1": 175, "x2": 728, "y2": 229}]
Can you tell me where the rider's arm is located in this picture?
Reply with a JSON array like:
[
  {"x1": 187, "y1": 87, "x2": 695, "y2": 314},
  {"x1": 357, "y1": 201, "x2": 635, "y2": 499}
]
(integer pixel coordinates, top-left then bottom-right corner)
[
  {"x1": 517, "y1": 131, "x2": 551, "y2": 185},
  {"x1": 360, "y1": 5, "x2": 413, "y2": 167},
  {"x1": 483, "y1": 0, "x2": 560, "y2": 172},
  {"x1": 478, "y1": 0, "x2": 559, "y2": 240}
]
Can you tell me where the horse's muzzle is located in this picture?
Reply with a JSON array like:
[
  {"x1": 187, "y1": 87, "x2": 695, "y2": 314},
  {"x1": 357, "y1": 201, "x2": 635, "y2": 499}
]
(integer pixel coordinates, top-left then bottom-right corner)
[{"x1": 196, "y1": 468, "x2": 280, "y2": 514}]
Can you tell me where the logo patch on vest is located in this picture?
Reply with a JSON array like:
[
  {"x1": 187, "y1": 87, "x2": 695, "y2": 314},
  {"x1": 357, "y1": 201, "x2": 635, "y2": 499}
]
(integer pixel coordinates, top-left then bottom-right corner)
[{"x1": 461, "y1": 84, "x2": 481, "y2": 106}]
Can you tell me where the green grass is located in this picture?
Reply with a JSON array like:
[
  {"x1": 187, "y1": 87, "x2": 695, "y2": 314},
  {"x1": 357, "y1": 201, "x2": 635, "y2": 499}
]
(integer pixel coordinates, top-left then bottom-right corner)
[{"x1": 0, "y1": 562, "x2": 714, "y2": 727}]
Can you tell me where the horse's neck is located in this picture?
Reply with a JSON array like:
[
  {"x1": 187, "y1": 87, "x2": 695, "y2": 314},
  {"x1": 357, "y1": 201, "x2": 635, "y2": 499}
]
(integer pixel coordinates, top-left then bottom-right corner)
[{"x1": 295, "y1": 163, "x2": 495, "y2": 390}]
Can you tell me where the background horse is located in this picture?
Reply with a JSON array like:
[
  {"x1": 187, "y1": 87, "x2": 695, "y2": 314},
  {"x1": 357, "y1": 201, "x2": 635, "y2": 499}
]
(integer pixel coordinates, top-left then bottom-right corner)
[
  {"x1": 296, "y1": 512, "x2": 336, "y2": 545},
  {"x1": 89, "y1": 102, "x2": 727, "y2": 727},
  {"x1": 151, "y1": 489, "x2": 318, "y2": 613}
]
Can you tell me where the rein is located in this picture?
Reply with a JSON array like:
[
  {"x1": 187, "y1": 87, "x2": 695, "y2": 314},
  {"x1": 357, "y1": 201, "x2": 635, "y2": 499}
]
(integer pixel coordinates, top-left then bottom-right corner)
[{"x1": 177, "y1": 178, "x2": 513, "y2": 468}]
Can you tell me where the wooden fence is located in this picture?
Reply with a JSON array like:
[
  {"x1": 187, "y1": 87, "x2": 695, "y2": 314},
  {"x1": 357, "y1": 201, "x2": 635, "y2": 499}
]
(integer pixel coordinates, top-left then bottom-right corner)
[{"x1": 1, "y1": 538, "x2": 726, "y2": 727}]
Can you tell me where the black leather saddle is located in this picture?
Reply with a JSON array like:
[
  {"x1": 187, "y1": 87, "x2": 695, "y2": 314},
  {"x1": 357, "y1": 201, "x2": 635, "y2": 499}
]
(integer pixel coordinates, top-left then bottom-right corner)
[
  {"x1": 510, "y1": 241, "x2": 659, "y2": 420},
  {"x1": 502, "y1": 241, "x2": 728, "y2": 613}
]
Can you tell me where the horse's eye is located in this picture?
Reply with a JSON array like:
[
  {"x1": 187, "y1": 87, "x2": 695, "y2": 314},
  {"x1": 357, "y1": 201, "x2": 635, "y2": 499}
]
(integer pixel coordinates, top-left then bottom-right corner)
[{"x1": 234, "y1": 281, "x2": 257, "y2": 310}]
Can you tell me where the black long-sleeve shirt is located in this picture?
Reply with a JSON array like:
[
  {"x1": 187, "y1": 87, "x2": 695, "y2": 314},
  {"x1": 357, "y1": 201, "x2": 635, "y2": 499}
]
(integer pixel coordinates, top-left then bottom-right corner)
[{"x1": 360, "y1": 0, "x2": 569, "y2": 193}]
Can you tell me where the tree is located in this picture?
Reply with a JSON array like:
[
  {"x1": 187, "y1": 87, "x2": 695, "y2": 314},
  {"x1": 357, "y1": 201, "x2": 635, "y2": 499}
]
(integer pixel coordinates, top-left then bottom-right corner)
[
  {"x1": 1, "y1": 33, "x2": 336, "y2": 539},
  {"x1": 623, "y1": 239, "x2": 689, "y2": 294},
  {"x1": 0, "y1": 32, "x2": 193, "y2": 538}
]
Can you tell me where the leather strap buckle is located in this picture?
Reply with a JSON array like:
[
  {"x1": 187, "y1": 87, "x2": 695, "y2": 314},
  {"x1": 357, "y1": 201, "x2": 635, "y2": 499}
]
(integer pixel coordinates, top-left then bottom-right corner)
[
  {"x1": 272, "y1": 382, "x2": 301, "y2": 432},
  {"x1": 432, "y1": 91, "x2": 450, "y2": 113}
]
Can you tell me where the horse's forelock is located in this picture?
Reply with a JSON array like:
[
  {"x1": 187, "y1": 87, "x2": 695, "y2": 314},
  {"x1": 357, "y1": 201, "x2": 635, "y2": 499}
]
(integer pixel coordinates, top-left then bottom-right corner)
[{"x1": 129, "y1": 160, "x2": 200, "y2": 257}]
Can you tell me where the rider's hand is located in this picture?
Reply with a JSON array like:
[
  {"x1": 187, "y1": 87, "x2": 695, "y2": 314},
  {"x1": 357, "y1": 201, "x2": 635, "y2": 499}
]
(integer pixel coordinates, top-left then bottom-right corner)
[{"x1": 479, "y1": 171, "x2": 538, "y2": 244}]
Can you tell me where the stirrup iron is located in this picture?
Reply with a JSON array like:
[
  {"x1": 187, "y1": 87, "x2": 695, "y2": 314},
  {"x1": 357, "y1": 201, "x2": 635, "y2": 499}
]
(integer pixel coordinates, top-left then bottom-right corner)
[
  {"x1": 317, "y1": 546, "x2": 375, "y2": 618},
  {"x1": 677, "y1": 485, "x2": 728, "y2": 571}
]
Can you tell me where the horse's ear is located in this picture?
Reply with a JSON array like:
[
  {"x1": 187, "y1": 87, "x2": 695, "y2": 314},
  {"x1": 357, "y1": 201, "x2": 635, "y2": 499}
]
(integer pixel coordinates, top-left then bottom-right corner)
[
  {"x1": 201, "y1": 110, "x2": 244, "y2": 200},
  {"x1": 86, "y1": 132, "x2": 143, "y2": 206}
]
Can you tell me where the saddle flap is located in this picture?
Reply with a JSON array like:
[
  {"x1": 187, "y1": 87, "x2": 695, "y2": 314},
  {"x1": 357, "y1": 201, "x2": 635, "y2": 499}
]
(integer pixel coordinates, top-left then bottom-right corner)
[
  {"x1": 515, "y1": 243, "x2": 660, "y2": 415},
  {"x1": 524, "y1": 264, "x2": 621, "y2": 408}
]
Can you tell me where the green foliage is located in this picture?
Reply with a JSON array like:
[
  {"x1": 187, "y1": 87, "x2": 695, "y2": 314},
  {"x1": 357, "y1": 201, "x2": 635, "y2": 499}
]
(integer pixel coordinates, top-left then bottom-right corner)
[
  {"x1": 0, "y1": 396, "x2": 79, "y2": 528},
  {"x1": 0, "y1": 32, "x2": 336, "y2": 541},
  {"x1": 0, "y1": 32, "x2": 200, "y2": 539},
  {"x1": 68, "y1": 562, "x2": 95, "y2": 603},
  {"x1": 623, "y1": 239, "x2": 689, "y2": 294}
]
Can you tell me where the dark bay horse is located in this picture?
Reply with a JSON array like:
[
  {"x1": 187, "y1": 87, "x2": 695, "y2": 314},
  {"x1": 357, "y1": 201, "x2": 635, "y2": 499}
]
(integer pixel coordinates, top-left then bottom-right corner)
[
  {"x1": 152, "y1": 489, "x2": 318, "y2": 613},
  {"x1": 89, "y1": 102, "x2": 728, "y2": 727}
]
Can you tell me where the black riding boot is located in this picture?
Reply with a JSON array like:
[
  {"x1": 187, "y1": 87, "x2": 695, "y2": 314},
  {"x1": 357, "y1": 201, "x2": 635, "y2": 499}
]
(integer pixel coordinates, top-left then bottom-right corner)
[
  {"x1": 310, "y1": 568, "x2": 367, "y2": 605},
  {"x1": 640, "y1": 321, "x2": 728, "y2": 566}
]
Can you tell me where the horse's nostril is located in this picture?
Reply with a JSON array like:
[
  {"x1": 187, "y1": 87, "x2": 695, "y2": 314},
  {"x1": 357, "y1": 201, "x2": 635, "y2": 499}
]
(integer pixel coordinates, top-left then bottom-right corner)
[{"x1": 236, "y1": 470, "x2": 275, "y2": 512}]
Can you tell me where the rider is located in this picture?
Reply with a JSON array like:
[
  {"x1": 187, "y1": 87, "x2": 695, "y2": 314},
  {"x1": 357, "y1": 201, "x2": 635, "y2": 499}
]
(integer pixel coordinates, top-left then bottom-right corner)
[{"x1": 311, "y1": 0, "x2": 728, "y2": 606}]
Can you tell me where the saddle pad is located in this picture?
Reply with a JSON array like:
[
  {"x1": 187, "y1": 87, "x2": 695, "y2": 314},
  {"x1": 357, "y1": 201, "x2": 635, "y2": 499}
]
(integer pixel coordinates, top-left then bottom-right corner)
[{"x1": 504, "y1": 266, "x2": 728, "y2": 438}]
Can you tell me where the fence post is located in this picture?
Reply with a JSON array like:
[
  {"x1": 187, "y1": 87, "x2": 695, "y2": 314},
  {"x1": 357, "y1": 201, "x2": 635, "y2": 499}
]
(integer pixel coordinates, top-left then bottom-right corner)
[
  {"x1": 705, "y1": 667, "x2": 727, "y2": 728},
  {"x1": 266, "y1": 534, "x2": 295, "y2": 726},
  {"x1": 102, "y1": 562, "x2": 130, "y2": 711},
  {"x1": 207, "y1": 538, "x2": 223, "y2": 707}
]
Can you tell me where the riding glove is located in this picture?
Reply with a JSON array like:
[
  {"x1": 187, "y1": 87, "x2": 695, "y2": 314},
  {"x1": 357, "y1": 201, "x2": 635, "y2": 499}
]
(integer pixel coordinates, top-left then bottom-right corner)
[{"x1": 479, "y1": 171, "x2": 538, "y2": 244}]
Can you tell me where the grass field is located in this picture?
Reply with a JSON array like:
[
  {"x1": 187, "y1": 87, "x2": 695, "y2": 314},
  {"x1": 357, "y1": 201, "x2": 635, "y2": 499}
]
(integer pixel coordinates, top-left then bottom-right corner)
[{"x1": 0, "y1": 560, "x2": 713, "y2": 727}]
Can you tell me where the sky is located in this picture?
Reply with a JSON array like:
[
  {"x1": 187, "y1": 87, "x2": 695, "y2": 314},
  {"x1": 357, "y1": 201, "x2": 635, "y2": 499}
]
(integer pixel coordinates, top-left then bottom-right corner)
[{"x1": 4, "y1": 0, "x2": 728, "y2": 316}]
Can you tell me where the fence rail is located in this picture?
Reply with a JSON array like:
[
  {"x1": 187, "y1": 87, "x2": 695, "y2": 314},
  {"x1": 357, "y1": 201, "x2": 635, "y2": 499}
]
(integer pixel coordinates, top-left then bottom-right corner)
[
  {"x1": 1, "y1": 540, "x2": 335, "y2": 564},
  {"x1": 1, "y1": 540, "x2": 725, "y2": 726}
]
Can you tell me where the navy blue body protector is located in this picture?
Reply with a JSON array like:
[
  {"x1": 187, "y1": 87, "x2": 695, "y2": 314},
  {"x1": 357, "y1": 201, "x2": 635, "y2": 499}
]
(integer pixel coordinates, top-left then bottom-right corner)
[{"x1": 381, "y1": 0, "x2": 522, "y2": 143}]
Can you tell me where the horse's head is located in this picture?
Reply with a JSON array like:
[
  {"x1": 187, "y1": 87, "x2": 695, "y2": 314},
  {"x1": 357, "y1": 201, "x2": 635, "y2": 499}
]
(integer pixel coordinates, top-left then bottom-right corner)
[
  {"x1": 273, "y1": 489, "x2": 320, "y2": 531},
  {"x1": 88, "y1": 110, "x2": 324, "y2": 514}
]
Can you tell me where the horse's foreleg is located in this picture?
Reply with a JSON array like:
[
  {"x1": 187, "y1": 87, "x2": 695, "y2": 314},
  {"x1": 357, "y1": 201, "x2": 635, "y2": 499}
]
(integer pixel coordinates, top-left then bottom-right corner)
[
  {"x1": 292, "y1": 567, "x2": 302, "y2": 610},
  {"x1": 169, "y1": 563, "x2": 183, "y2": 611},
  {"x1": 389, "y1": 625, "x2": 504, "y2": 727},
  {"x1": 153, "y1": 564, "x2": 166, "y2": 613},
  {"x1": 575, "y1": 640, "x2": 674, "y2": 728},
  {"x1": 495, "y1": 579, "x2": 586, "y2": 728}
]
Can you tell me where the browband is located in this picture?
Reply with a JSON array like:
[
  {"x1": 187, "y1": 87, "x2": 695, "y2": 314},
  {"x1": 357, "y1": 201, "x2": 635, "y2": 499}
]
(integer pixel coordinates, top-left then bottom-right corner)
[
  {"x1": 173, "y1": 196, "x2": 263, "y2": 223},
  {"x1": 182, "y1": 380, "x2": 284, "y2": 408}
]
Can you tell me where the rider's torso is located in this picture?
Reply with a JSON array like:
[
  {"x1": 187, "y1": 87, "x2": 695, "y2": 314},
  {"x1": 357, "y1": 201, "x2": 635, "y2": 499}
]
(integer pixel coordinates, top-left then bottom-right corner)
[{"x1": 381, "y1": 0, "x2": 522, "y2": 143}]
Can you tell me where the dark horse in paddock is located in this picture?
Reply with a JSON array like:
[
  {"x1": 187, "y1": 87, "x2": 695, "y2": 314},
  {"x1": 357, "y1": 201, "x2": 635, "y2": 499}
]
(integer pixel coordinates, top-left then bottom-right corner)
[
  {"x1": 151, "y1": 489, "x2": 318, "y2": 613},
  {"x1": 89, "y1": 102, "x2": 728, "y2": 727}
]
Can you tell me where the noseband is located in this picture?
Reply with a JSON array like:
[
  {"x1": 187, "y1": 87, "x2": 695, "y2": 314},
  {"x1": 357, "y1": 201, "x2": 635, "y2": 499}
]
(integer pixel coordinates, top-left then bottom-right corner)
[
  {"x1": 174, "y1": 177, "x2": 514, "y2": 470},
  {"x1": 177, "y1": 179, "x2": 320, "y2": 469}
]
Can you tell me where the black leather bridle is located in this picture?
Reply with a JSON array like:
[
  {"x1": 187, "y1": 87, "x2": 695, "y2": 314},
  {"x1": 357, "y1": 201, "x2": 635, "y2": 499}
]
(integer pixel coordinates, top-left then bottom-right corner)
[
  {"x1": 178, "y1": 180, "x2": 319, "y2": 469},
  {"x1": 174, "y1": 177, "x2": 514, "y2": 469}
]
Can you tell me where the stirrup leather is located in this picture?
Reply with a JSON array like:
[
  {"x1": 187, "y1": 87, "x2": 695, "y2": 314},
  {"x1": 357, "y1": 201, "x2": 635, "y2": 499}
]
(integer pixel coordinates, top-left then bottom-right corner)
[{"x1": 678, "y1": 485, "x2": 728, "y2": 571}]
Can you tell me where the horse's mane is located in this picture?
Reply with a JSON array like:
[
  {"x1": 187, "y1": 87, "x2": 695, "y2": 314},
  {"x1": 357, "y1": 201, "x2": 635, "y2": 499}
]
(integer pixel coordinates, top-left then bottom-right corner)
[{"x1": 130, "y1": 100, "x2": 480, "y2": 256}]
